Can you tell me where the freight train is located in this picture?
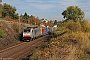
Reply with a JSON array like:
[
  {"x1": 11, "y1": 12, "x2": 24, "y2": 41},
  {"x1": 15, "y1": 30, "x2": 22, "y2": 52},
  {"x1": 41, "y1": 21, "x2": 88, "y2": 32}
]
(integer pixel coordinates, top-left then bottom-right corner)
[{"x1": 22, "y1": 26, "x2": 57, "y2": 41}]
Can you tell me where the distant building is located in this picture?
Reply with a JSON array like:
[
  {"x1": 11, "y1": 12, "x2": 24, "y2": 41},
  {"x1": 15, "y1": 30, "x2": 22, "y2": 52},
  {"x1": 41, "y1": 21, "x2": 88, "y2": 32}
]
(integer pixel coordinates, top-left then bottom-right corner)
[{"x1": 41, "y1": 19, "x2": 48, "y2": 23}]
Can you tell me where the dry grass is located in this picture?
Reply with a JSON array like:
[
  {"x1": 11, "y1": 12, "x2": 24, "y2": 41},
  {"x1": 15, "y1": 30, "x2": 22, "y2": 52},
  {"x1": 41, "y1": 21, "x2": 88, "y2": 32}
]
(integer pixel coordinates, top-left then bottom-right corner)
[
  {"x1": 28, "y1": 20, "x2": 90, "y2": 60},
  {"x1": 29, "y1": 31, "x2": 90, "y2": 60},
  {"x1": 12, "y1": 23, "x2": 19, "y2": 33}
]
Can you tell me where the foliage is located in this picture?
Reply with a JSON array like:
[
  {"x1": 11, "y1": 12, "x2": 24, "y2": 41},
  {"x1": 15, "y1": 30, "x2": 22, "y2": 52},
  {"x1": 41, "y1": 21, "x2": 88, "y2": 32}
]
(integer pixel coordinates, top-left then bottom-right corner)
[
  {"x1": 30, "y1": 51, "x2": 38, "y2": 60},
  {"x1": 1, "y1": 3, "x2": 54, "y2": 26},
  {"x1": 26, "y1": 19, "x2": 90, "y2": 60},
  {"x1": 54, "y1": 20, "x2": 57, "y2": 25},
  {"x1": 28, "y1": 15, "x2": 41, "y2": 25},
  {"x1": 54, "y1": 20, "x2": 82, "y2": 36},
  {"x1": 46, "y1": 21, "x2": 53, "y2": 27},
  {"x1": 80, "y1": 20, "x2": 90, "y2": 32},
  {"x1": 27, "y1": 20, "x2": 90, "y2": 60},
  {"x1": 2, "y1": 3, "x2": 18, "y2": 19},
  {"x1": 29, "y1": 15, "x2": 36, "y2": 25},
  {"x1": 60, "y1": 20, "x2": 89, "y2": 32},
  {"x1": 32, "y1": 32, "x2": 90, "y2": 60},
  {"x1": 66, "y1": 20, "x2": 81, "y2": 32},
  {"x1": 20, "y1": 12, "x2": 29, "y2": 21},
  {"x1": 57, "y1": 21, "x2": 63, "y2": 27},
  {"x1": 0, "y1": 28, "x2": 5, "y2": 37},
  {"x1": 0, "y1": 21, "x2": 5, "y2": 37},
  {"x1": 35, "y1": 17, "x2": 41, "y2": 25},
  {"x1": 20, "y1": 14, "x2": 41, "y2": 25},
  {"x1": 23, "y1": 12, "x2": 29, "y2": 20},
  {"x1": 62, "y1": 6, "x2": 84, "y2": 21},
  {"x1": 54, "y1": 27, "x2": 66, "y2": 36}
]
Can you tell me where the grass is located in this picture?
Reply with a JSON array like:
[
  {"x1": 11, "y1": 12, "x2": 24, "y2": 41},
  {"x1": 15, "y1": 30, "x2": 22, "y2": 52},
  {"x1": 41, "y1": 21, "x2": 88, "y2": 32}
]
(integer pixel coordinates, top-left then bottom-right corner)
[
  {"x1": 12, "y1": 23, "x2": 27, "y2": 33},
  {"x1": 12, "y1": 23, "x2": 19, "y2": 33}
]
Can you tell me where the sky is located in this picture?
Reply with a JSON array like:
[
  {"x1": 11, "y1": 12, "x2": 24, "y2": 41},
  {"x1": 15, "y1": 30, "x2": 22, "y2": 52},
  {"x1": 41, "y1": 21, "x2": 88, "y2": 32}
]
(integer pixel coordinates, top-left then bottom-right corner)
[{"x1": 2, "y1": 0, "x2": 90, "y2": 21}]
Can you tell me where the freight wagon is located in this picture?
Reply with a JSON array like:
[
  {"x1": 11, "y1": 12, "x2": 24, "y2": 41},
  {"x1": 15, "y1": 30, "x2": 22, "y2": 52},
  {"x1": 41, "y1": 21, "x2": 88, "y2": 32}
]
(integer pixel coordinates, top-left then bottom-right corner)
[{"x1": 33, "y1": 28, "x2": 41, "y2": 39}]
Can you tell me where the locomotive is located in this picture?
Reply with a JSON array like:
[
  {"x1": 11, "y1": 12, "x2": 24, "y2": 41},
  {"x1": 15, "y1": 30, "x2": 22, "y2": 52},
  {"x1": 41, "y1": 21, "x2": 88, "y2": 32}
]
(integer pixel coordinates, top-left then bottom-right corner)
[{"x1": 22, "y1": 26, "x2": 57, "y2": 41}]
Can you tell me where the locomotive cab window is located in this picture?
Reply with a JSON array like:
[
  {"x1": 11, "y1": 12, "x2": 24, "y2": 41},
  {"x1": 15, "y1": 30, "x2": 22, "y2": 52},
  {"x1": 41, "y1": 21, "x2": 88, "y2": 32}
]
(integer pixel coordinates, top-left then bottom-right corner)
[{"x1": 24, "y1": 29, "x2": 30, "y2": 32}]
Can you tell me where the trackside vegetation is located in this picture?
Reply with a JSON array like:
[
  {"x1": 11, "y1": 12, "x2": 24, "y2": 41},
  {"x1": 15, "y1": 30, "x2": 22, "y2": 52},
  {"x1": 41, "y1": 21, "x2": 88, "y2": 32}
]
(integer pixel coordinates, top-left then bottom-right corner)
[
  {"x1": 0, "y1": 28, "x2": 5, "y2": 37},
  {"x1": 1, "y1": 2, "x2": 90, "y2": 60},
  {"x1": 26, "y1": 20, "x2": 90, "y2": 60},
  {"x1": 23, "y1": 6, "x2": 90, "y2": 60}
]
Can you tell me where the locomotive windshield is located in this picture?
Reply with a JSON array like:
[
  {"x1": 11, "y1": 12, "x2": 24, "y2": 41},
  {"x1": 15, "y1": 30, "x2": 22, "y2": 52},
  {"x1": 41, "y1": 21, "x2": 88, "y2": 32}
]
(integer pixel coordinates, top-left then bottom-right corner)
[{"x1": 24, "y1": 29, "x2": 30, "y2": 32}]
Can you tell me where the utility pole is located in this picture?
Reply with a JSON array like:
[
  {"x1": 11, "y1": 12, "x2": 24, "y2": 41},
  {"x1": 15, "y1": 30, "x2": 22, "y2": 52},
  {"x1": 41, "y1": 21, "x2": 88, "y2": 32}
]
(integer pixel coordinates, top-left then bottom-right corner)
[
  {"x1": 0, "y1": 0, "x2": 2, "y2": 18},
  {"x1": 19, "y1": 16, "x2": 20, "y2": 33}
]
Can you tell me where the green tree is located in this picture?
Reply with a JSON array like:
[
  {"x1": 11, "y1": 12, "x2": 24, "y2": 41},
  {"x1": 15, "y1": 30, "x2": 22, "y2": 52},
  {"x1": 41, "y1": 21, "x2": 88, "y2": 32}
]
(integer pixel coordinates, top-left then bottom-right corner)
[
  {"x1": 54, "y1": 20, "x2": 58, "y2": 25},
  {"x1": 20, "y1": 12, "x2": 29, "y2": 23},
  {"x1": 62, "y1": 6, "x2": 84, "y2": 21},
  {"x1": 23, "y1": 12, "x2": 29, "y2": 20},
  {"x1": 13, "y1": 13, "x2": 19, "y2": 19},
  {"x1": 20, "y1": 14, "x2": 23, "y2": 20},
  {"x1": 29, "y1": 15, "x2": 35, "y2": 25},
  {"x1": 57, "y1": 21, "x2": 63, "y2": 27},
  {"x1": 2, "y1": 3, "x2": 18, "y2": 19}
]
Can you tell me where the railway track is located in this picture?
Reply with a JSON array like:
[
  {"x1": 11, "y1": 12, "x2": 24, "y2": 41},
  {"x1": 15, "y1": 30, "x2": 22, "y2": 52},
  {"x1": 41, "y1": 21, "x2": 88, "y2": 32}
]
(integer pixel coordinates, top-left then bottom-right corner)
[{"x1": 0, "y1": 35, "x2": 49, "y2": 60}]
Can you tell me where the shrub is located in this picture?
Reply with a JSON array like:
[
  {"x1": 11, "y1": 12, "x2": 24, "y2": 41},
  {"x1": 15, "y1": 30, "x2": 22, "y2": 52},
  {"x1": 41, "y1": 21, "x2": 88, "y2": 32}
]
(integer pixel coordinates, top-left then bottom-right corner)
[
  {"x1": 80, "y1": 20, "x2": 90, "y2": 32},
  {"x1": 66, "y1": 20, "x2": 82, "y2": 32},
  {"x1": 30, "y1": 50, "x2": 39, "y2": 60},
  {"x1": 0, "y1": 28, "x2": 5, "y2": 37},
  {"x1": 68, "y1": 23, "x2": 81, "y2": 32},
  {"x1": 25, "y1": 20, "x2": 90, "y2": 60},
  {"x1": 54, "y1": 27, "x2": 67, "y2": 36}
]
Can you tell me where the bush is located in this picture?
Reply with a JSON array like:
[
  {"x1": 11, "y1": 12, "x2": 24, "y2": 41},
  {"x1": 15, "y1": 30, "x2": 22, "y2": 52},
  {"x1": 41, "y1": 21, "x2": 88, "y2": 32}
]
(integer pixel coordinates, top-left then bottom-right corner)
[
  {"x1": 67, "y1": 22, "x2": 81, "y2": 32},
  {"x1": 80, "y1": 20, "x2": 90, "y2": 32},
  {"x1": 54, "y1": 27, "x2": 67, "y2": 36},
  {"x1": 30, "y1": 50, "x2": 38, "y2": 60},
  {"x1": 25, "y1": 20, "x2": 90, "y2": 60},
  {"x1": 0, "y1": 28, "x2": 5, "y2": 37}
]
